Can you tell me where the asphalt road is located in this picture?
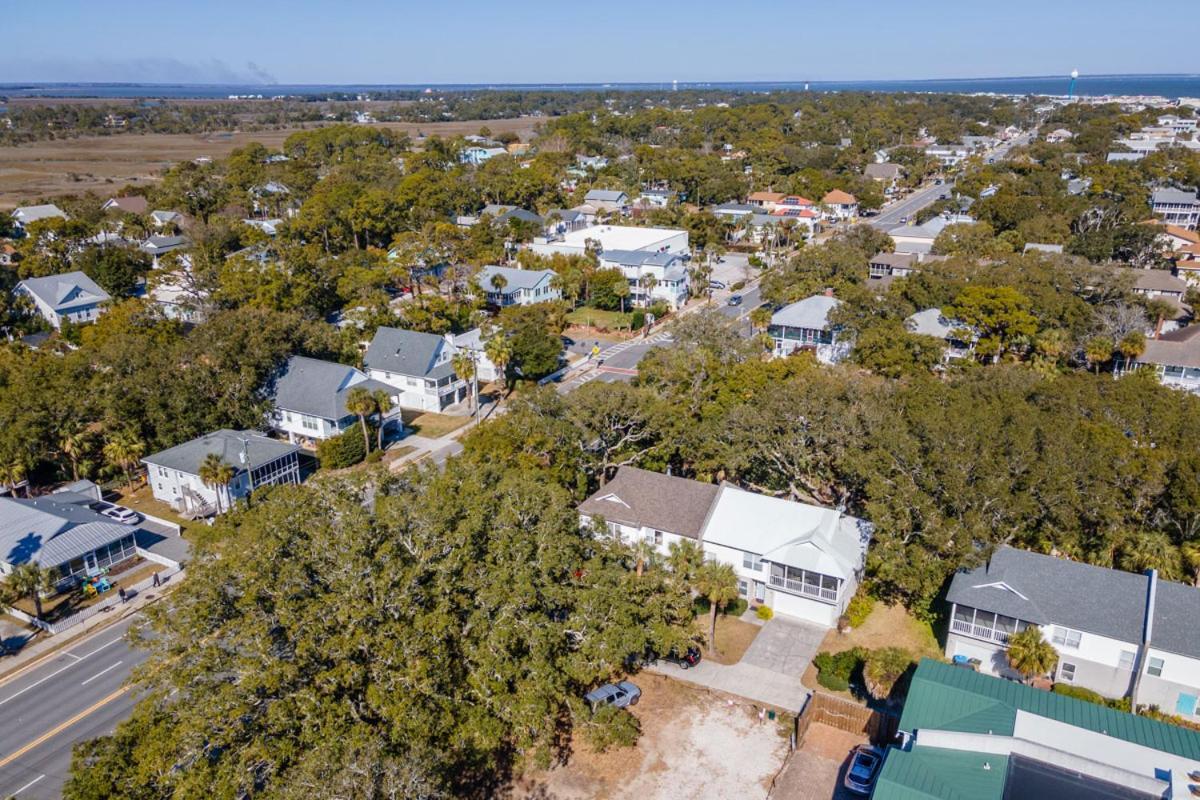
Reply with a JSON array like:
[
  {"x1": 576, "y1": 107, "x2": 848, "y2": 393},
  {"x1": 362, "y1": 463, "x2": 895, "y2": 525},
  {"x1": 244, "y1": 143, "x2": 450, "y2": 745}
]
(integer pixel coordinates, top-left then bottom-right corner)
[
  {"x1": 868, "y1": 182, "x2": 949, "y2": 230},
  {"x1": 0, "y1": 615, "x2": 145, "y2": 800}
]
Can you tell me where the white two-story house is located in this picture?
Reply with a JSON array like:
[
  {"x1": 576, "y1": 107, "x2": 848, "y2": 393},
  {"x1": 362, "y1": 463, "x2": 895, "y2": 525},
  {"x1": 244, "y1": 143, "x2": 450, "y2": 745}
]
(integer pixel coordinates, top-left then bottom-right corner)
[
  {"x1": 16, "y1": 271, "x2": 111, "y2": 329},
  {"x1": 596, "y1": 250, "x2": 690, "y2": 309},
  {"x1": 474, "y1": 265, "x2": 561, "y2": 307},
  {"x1": 945, "y1": 545, "x2": 1200, "y2": 718},
  {"x1": 143, "y1": 429, "x2": 301, "y2": 518},
  {"x1": 768, "y1": 293, "x2": 850, "y2": 364},
  {"x1": 1151, "y1": 188, "x2": 1200, "y2": 230},
  {"x1": 578, "y1": 467, "x2": 872, "y2": 629},
  {"x1": 269, "y1": 355, "x2": 394, "y2": 445},
  {"x1": 363, "y1": 327, "x2": 469, "y2": 412},
  {"x1": 1117, "y1": 325, "x2": 1200, "y2": 392}
]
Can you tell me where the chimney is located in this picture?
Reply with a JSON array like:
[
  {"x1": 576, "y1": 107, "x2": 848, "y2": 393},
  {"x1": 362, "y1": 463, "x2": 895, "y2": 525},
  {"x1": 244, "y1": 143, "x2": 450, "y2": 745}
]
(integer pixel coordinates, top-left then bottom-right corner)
[
  {"x1": 1130, "y1": 569, "x2": 1158, "y2": 713},
  {"x1": 824, "y1": 288, "x2": 834, "y2": 298}
]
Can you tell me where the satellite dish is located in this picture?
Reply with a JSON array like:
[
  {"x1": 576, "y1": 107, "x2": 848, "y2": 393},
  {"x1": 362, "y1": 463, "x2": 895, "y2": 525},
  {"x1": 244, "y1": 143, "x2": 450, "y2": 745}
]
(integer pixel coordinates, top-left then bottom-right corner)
[{"x1": 1070, "y1": 69, "x2": 1079, "y2": 79}]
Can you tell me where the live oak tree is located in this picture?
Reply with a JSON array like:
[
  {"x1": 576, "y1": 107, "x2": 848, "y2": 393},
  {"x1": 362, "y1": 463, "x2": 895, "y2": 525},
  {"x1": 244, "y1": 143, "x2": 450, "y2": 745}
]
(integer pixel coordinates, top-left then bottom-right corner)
[{"x1": 65, "y1": 465, "x2": 694, "y2": 798}]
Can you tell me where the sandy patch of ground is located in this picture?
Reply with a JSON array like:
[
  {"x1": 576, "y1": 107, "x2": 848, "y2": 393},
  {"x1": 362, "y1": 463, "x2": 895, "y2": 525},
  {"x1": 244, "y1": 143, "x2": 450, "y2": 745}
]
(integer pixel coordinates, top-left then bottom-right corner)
[
  {"x1": 768, "y1": 723, "x2": 868, "y2": 800},
  {"x1": 514, "y1": 674, "x2": 790, "y2": 800}
]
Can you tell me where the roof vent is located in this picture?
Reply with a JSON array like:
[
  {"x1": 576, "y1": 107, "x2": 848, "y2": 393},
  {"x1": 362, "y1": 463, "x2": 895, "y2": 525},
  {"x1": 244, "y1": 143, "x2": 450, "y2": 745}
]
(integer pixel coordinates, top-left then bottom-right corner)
[{"x1": 983, "y1": 762, "x2": 991, "y2": 771}]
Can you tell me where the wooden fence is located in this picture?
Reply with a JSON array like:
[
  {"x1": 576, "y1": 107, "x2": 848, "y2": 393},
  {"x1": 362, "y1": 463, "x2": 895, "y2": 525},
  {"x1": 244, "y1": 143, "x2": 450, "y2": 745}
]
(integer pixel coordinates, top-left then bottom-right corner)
[{"x1": 794, "y1": 691, "x2": 898, "y2": 748}]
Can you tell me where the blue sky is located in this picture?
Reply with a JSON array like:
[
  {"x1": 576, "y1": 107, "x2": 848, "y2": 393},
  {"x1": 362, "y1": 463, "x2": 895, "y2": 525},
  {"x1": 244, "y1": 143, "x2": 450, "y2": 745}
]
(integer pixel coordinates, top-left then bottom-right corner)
[{"x1": 3, "y1": 0, "x2": 1197, "y2": 85}]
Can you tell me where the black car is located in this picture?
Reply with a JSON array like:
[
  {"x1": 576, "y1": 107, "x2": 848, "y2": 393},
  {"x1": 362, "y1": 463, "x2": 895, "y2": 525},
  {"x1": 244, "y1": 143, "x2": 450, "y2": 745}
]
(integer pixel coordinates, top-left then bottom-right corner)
[{"x1": 664, "y1": 646, "x2": 702, "y2": 670}]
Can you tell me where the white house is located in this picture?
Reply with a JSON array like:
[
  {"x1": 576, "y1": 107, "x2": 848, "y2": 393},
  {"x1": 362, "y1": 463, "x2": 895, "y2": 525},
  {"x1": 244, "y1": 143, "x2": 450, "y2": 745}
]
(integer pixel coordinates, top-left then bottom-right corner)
[
  {"x1": 448, "y1": 328, "x2": 499, "y2": 382},
  {"x1": 149, "y1": 270, "x2": 208, "y2": 323},
  {"x1": 887, "y1": 214, "x2": 973, "y2": 255},
  {"x1": 16, "y1": 271, "x2": 110, "y2": 329},
  {"x1": 149, "y1": 210, "x2": 185, "y2": 230},
  {"x1": 864, "y1": 163, "x2": 903, "y2": 194},
  {"x1": 269, "y1": 355, "x2": 394, "y2": 444},
  {"x1": 461, "y1": 146, "x2": 507, "y2": 165},
  {"x1": 578, "y1": 468, "x2": 872, "y2": 628},
  {"x1": 0, "y1": 496, "x2": 138, "y2": 587},
  {"x1": 1158, "y1": 115, "x2": 1199, "y2": 134},
  {"x1": 1118, "y1": 325, "x2": 1200, "y2": 392},
  {"x1": 1151, "y1": 188, "x2": 1200, "y2": 230},
  {"x1": 905, "y1": 308, "x2": 974, "y2": 361},
  {"x1": 474, "y1": 265, "x2": 561, "y2": 307},
  {"x1": 583, "y1": 189, "x2": 630, "y2": 213},
  {"x1": 821, "y1": 190, "x2": 858, "y2": 221},
  {"x1": 11, "y1": 204, "x2": 68, "y2": 230},
  {"x1": 867, "y1": 251, "x2": 948, "y2": 279},
  {"x1": 143, "y1": 430, "x2": 301, "y2": 518},
  {"x1": 362, "y1": 327, "x2": 469, "y2": 412},
  {"x1": 140, "y1": 235, "x2": 190, "y2": 268},
  {"x1": 945, "y1": 545, "x2": 1200, "y2": 716},
  {"x1": 924, "y1": 144, "x2": 971, "y2": 167},
  {"x1": 596, "y1": 250, "x2": 690, "y2": 309},
  {"x1": 768, "y1": 293, "x2": 850, "y2": 364},
  {"x1": 528, "y1": 224, "x2": 689, "y2": 259},
  {"x1": 243, "y1": 218, "x2": 284, "y2": 236}
]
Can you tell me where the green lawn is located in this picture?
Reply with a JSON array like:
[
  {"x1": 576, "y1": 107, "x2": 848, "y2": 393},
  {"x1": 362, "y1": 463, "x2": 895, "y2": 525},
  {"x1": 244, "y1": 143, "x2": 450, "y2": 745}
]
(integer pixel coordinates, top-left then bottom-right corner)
[
  {"x1": 565, "y1": 307, "x2": 633, "y2": 331},
  {"x1": 400, "y1": 410, "x2": 471, "y2": 439}
]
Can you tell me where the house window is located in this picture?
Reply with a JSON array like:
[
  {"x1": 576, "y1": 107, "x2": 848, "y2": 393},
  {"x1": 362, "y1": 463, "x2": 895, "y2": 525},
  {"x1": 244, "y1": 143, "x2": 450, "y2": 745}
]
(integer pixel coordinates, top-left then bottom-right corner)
[
  {"x1": 1148, "y1": 657, "x2": 1165, "y2": 677},
  {"x1": 1051, "y1": 627, "x2": 1082, "y2": 649},
  {"x1": 1118, "y1": 650, "x2": 1136, "y2": 671},
  {"x1": 737, "y1": 579, "x2": 748, "y2": 597},
  {"x1": 652, "y1": 530, "x2": 663, "y2": 545},
  {"x1": 1059, "y1": 662, "x2": 1076, "y2": 682},
  {"x1": 742, "y1": 552, "x2": 762, "y2": 571},
  {"x1": 1177, "y1": 693, "x2": 1198, "y2": 716}
]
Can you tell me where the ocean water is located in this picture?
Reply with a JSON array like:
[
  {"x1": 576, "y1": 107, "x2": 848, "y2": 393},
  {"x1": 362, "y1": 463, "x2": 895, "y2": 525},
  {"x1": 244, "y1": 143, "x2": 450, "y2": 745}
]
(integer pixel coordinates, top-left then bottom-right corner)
[{"x1": 1, "y1": 75, "x2": 1199, "y2": 100}]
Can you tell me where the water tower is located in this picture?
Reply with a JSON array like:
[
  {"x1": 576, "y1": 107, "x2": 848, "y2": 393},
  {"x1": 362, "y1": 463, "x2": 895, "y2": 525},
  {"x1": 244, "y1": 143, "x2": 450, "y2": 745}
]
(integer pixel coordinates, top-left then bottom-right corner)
[{"x1": 1068, "y1": 69, "x2": 1079, "y2": 99}]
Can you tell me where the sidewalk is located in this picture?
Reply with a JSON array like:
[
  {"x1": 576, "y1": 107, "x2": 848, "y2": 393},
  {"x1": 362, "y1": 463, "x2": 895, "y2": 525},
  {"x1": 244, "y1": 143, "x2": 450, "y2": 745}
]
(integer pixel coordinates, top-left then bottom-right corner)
[
  {"x1": 648, "y1": 657, "x2": 810, "y2": 712},
  {"x1": 0, "y1": 567, "x2": 184, "y2": 684}
]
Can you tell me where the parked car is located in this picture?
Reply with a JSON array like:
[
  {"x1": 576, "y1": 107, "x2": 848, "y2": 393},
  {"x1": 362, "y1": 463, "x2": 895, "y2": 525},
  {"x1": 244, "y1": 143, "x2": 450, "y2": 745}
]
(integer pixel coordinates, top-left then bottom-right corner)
[
  {"x1": 664, "y1": 646, "x2": 702, "y2": 670},
  {"x1": 843, "y1": 745, "x2": 884, "y2": 795},
  {"x1": 708, "y1": 280, "x2": 727, "y2": 290},
  {"x1": 899, "y1": 216, "x2": 909, "y2": 224},
  {"x1": 727, "y1": 294, "x2": 743, "y2": 307},
  {"x1": 99, "y1": 504, "x2": 140, "y2": 525},
  {"x1": 584, "y1": 681, "x2": 641, "y2": 709}
]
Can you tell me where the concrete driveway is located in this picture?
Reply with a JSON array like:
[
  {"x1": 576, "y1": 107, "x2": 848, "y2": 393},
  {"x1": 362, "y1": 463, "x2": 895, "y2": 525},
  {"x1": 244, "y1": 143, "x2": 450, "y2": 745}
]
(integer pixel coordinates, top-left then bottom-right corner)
[{"x1": 742, "y1": 616, "x2": 826, "y2": 677}]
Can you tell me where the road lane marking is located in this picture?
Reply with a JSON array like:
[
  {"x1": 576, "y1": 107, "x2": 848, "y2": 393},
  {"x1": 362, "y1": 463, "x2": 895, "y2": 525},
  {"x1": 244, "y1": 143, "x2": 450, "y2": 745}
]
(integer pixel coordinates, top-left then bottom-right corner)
[
  {"x1": 64, "y1": 652, "x2": 82, "y2": 662},
  {"x1": 0, "y1": 636, "x2": 124, "y2": 707},
  {"x1": 0, "y1": 687, "x2": 129, "y2": 770},
  {"x1": 12, "y1": 774, "x2": 45, "y2": 795},
  {"x1": 80, "y1": 660, "x2": 123, "y2": 686}
]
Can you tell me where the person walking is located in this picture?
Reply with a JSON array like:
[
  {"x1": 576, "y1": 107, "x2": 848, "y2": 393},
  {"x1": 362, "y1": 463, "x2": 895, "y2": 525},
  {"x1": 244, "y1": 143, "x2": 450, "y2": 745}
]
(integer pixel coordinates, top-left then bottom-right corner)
[
  {"x1": 118, "y1": 586, "x2": 127, "y2": 604},
  {"x1": 152, "y1": 571, "x2": 161, "y2": 588}
]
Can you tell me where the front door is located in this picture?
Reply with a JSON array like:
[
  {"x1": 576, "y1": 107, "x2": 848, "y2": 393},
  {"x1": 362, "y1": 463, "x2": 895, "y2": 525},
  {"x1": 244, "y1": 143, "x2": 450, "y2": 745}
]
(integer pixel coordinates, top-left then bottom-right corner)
[{"x1": 754, "y1": 581, "x2": 766, "y2": 603}]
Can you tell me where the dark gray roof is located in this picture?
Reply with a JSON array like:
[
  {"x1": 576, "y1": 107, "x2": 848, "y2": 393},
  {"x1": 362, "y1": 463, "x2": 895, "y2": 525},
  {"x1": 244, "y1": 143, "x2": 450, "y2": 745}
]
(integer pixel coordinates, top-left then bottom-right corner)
[
  {"x1": 481, "y1": 205, "x2": 543, "y2": 225},
  {"x1": 142, "y1": 429, "x2": 298, "y2": 477},
  {"x1": 584, "y1": 189, "x2": 628, "y2": 204},
  {"x1": 1138, "y1": 325, "x2": 1200, "y2": 369},
  {"x1": 363, "y1": 326, "x2": 450, "y2": 379},
  {"x1": 140, "y1": 235, "x2": 189, "y2": 254},
  {"x1": 599, "y1": 249, "x2": 684, "y2": 268},
  {"x1": 713, "y1": 202, "x2": 758, "y2": 214},
  {"x1": 475, "y1": 265, "x2": 557, "y2": 293},
  {"x1": 578, "y1": 467, "x2": 719, "y2": 540},
  {"x1": 1152, "y1": 188, "x2": 1199, "y2": 205},
  {"x1": 18, "y1": 271, "x2": 110, "y2": 311},
  {"x1": 870, "y1": 252, "x2": 917, "y2": 268},
  {"x1": 270, "y1": 356, "x2": 391, "y2": 421},
  {"x1": 944, "y1": 546, "x2": 1200, "y2": 655},
  {"x1": 0, "y1": 497, "x2": 135, "y2": 569}
]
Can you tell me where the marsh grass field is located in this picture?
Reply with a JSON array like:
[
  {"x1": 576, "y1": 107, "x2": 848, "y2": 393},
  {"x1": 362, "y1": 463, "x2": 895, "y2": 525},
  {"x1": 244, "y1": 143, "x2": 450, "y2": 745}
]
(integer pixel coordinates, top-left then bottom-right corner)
[{"x1": 0, "y1": 116, "x2": 538, "y2": 207}]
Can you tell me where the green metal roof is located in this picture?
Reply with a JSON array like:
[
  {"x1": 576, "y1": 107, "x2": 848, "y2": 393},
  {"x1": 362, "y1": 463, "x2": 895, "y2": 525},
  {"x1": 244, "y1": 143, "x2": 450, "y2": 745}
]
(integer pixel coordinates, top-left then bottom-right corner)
[
  {"x1": 901, "y1": 659, "x2": 1200, "y2": 760},
  {"x1": 875, "y1": 748, "x2": 1008, "y2": 800}
]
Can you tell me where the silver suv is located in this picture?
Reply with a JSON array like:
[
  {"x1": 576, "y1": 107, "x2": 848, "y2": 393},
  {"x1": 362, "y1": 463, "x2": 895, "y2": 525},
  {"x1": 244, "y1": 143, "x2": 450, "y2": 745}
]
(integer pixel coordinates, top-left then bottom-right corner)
[{"x1": 584, "y1": 681, "x2": 641, "y2": 709}]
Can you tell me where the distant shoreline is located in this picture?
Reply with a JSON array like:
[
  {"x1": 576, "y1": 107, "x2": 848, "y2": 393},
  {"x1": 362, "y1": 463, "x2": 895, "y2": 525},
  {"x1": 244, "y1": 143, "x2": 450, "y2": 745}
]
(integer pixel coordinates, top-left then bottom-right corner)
[{"x1": 3, "y1": 74, "x2": 1199, "y2": 100}]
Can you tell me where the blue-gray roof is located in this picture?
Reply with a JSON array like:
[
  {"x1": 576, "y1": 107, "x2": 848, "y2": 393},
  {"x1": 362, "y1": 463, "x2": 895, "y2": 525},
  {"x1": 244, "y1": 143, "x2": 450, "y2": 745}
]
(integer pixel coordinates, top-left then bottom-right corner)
[
  {"x1": 585, "y1": 189, "x2": 628, "y2": 203},
  {"x1": 363, "y1": 326, "x2": 452, "y2": 379},
  {"x1": 140, "y1": 235, "x2": 189, "y2": 254},
  {"x1": 143, "y1": 429, "x2": 298, "y2": 477},
  {"x1": 771, "y1": 295, "x2": 841, "y2": 330},
  {"x1": 270, "y1": 356, "x2": 391, "y2": 421},
  {"x1": 599, "y1": 249, "x2": 684, "y2": 268},
  {"x1": 475, "y1": 265, "x2": 557, "y2": 293},
  {"x1": 18, "y1": 271, "x2": 110, "y2": 312},
  {"x1": 0, "y1": 497, "x2": 135, "y2": 569}
]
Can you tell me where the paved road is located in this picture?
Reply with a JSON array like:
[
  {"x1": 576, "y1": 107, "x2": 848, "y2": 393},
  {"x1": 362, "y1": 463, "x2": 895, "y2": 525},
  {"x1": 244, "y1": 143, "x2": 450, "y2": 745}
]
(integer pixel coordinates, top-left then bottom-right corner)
[
  {"x1": 868, "y1": 182, "x2": 949, "y2": 230},
  {"x1": 0, "y1": 616, "x2": 144, "y2": 800}
]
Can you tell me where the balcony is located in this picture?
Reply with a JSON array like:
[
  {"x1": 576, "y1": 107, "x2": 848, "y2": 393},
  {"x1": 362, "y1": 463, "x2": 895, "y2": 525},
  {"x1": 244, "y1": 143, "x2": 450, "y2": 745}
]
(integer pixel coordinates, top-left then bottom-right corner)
[
  {"x1": 769, "y1": 573, "x2": 839, "y2": 603},
  {"x1": 950, "y1": 618, "x2": 1014, "y2": 645}
]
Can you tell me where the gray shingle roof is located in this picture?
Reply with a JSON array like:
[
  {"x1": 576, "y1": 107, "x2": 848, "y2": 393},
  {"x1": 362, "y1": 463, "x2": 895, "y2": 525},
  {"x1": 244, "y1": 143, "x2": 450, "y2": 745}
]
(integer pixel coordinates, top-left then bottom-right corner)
[
  {"x1": 906, "y1": 308, "x2": 958, "y2": 339},
  {"x1": 18, "y1": 271, "x2": 110, "y2": 312},
  {"x1": 713, "y1": 202, "x2": 759, "y2": 214},
  {"x1": 270, "y1": 356, "x2": 391, "y2": 421},
  {"x1": 771, "y1": 295, "x2": 841, "y2": 330},
  {"x1": 363, "y1": 326, "x2": 450, "y2": 378},
  {"x1": 578, "y1": 467, "x2": 719, "y2": 540},
  {"x1": 12, "y1": 204, "x2": 67, "y2": 224},
  {"x1": 140, "y1": 235, "x2": 189, "y2": 254},
  {"x1": 1152, "y1": 188, "x2": 1199, "y2": 205},
  {"x1": 945, "y1": 546, "x2": 1200, "y2": 657},
  {"x1": 864, "y1": 163, "x2": 902, "y2": 180},
  {"x1": 480, "y1": 205, "x2": 543, "y2": 225},
  {"x1": 475, "y1": 265, "x2": 556, "y2": 293},
  {"x1": 870, "y1": 252, "x2": 917, "y2": 269},
  {"x1": 584, "y1": 189, "x2": 628, "y2": 204},
  {"x1": 0, "y1": 497, "x2": 135, "y2": 569},
  {"x1": 1138, "y1": 325, "x2": 1200, "y2": 369},
  {"x1": 143, "y1": 429, "x2": 298, "y2": 477},
  {"x1": 599, "y1": 249, "x2": 684, "y2": 268}
]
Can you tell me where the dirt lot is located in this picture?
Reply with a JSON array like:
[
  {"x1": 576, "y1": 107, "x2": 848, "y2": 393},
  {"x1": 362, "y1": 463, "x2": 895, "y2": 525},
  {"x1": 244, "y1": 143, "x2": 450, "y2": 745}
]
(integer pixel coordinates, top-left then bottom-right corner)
[
  {"x1": 768, "y1": 723, "x2": 869, "y2": 800},
  {"x1": 514, "y1": 674, "x2": 790, "y2": 800},
  {"x1": 0, "y1": 117, "x2": 539, "y2": 207}
]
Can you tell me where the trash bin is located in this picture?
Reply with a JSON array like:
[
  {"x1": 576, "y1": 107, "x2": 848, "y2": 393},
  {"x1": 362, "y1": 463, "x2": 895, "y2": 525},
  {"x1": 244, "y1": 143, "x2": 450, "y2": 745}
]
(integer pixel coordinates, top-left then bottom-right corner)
[{"x1": 768, "y1": 710, "x2": 776, "y2": 721}]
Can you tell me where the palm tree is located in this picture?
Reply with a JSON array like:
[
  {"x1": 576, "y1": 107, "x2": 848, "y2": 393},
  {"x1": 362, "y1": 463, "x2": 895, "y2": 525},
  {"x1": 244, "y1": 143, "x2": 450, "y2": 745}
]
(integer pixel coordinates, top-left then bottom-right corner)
[
  {"x1": 694, "y1": 561, "x2": 740, "y2": 657},
  {"x1": 0, "y1": 461, "x2": 28, "y2": 498},
  {"x1": 750, "y1": 306, "x2": 773, "y2": 334},
  {"x1": 5, "y1": 563, "x2": 59, "y2": 619},
  {"x1": 638, "y1": 273, "x2": 658, "y2": 309},
  {"x1": 1117, "y1": 331, "x2": 1146, "y2": 364},
  {"x1": 484, "y1": 333, "x2": 512, "y2": 395},
  {"x1": 451, "y1": 352, "x2": 478, "y2": 415},
  {"x1": 489, "y1": 272, "x2": 508, "y2": 303},
  {"x1": 59, "y1": 430, "x2": 88, "y2": 481},
  {"x1": 631, "y1": 538, "x2": 656, "y2": 578},
  {"x1": 666, "y1": 540, "x2": 704, "y2": 586},
  {"x1": 1005, "y1": 627, "x2": 1058, "y2": 682},
  {"x1": 102, "y1": 431, "x2": 144, "y2": 491},
  {"x1": 344, "y1": 386, "x2": 376, "y2": 455},
  {"x1": 371, "y1": 389, "x2": 394, "y2": 451},
  {"x1": 198, "y1": 453, "x2": 235, "y2": 514},
  {"x1": 1083, "y1": 336, "x2": 1114, "y2": 374}
]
